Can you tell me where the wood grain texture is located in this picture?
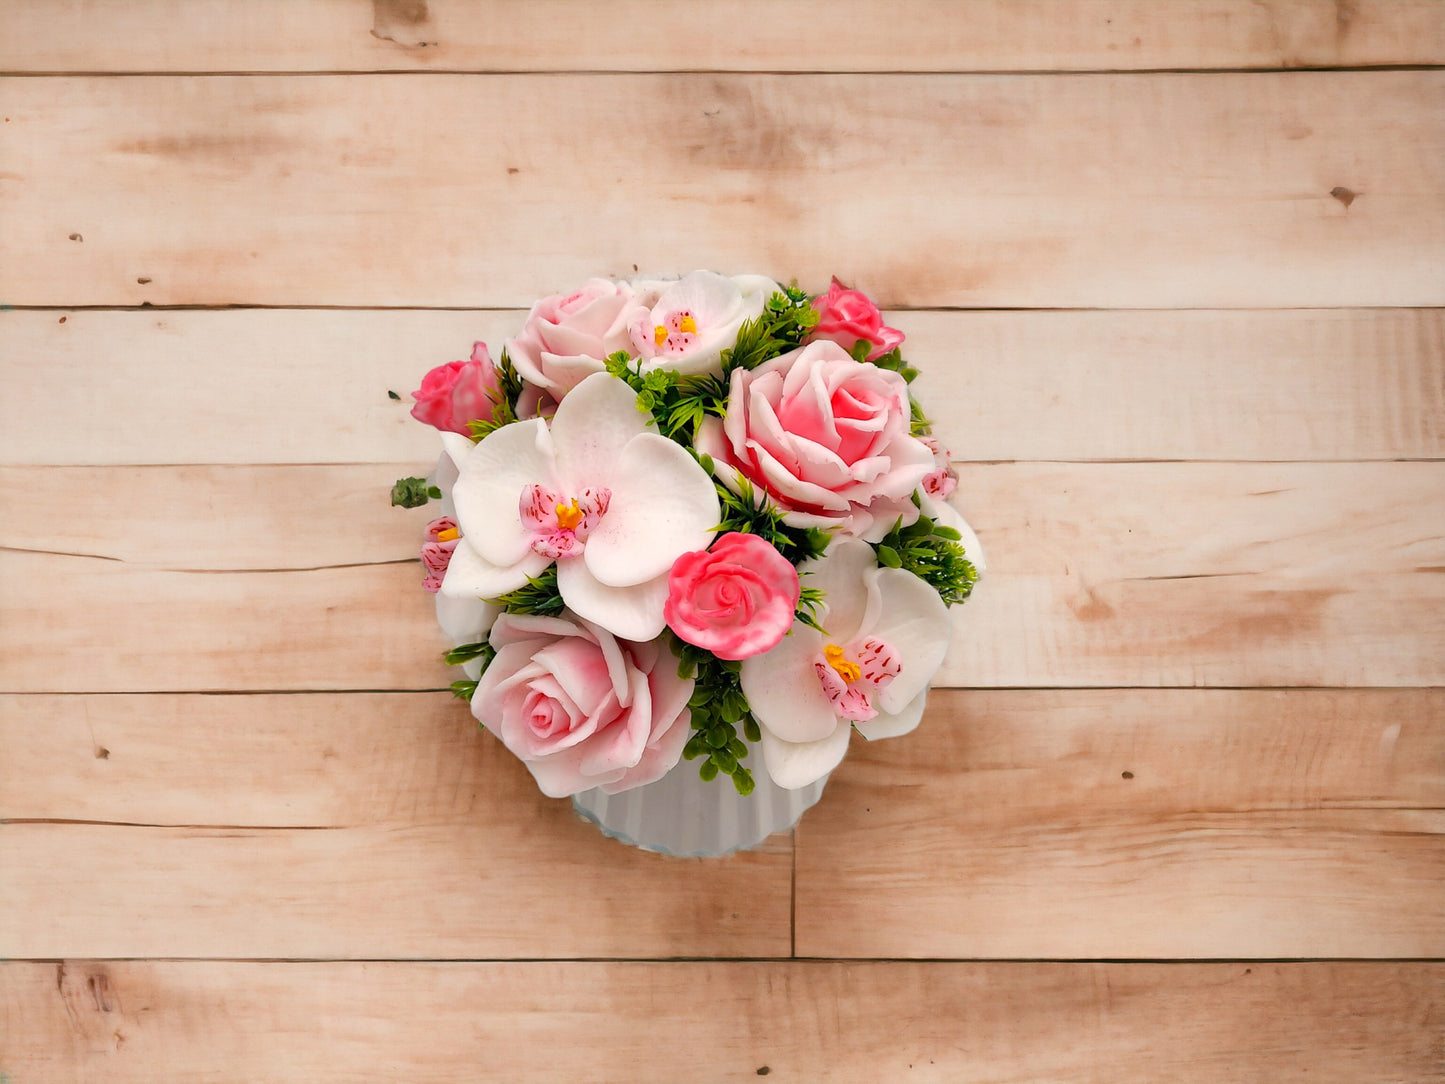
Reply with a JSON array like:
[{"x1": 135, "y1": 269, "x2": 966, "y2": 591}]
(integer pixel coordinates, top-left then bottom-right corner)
[
  {"x1": 3, "y1": 72, "x2": 1442, "y2": 308},
  {"x1": 3, "y1": 1, "x2": 1442, "y2": 73},
  {"x1": 5, "y1": 462, "x2": 1441, "y2": 691},
  {"x1": 3, "y1": 689, "x2": 1439, "y2": 961},
  {"x1": 4, "y1": 307, "x2": 1442, "y2": 466},
  {"x1": 794, "y1": 689, "x2": 1445, "y2": 959},
  {"x1": 2, "y1": 961, "x2": 1441, "y2": 1083},
  {"x1": 0, "y1": 695, "x2": 791, "y2": 960}
]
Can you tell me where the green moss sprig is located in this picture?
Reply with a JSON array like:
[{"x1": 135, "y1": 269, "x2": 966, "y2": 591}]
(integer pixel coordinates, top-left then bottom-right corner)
[
  {"x1": 467, "y1": 349, "x2": 526, "y2": 441},
  {"x1": 673, "y1": 640, "x2": 761, "y2": 796},
  {"x1": 873, "y1": 507, "x2": 978, "y2": 607}
]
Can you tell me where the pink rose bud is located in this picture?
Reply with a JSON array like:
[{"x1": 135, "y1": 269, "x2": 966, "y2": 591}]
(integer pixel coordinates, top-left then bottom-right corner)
[
  {"x1": 664, "y1": 533, "x2": 801, "y2": 661},
  {"x1": 410, "y1": 342, "x2": 504, "y2": 435},
  {"x1": 807, "y1": 276, "x2": 905, "y2": 362},
  {"x1": 420, "y1": 516, "x2": 460, "y2": 594}
]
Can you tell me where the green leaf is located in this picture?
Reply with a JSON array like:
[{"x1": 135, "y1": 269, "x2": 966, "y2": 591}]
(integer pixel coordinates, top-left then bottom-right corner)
[
  {"x1": 450, "y1": 679, "x2": 478, "y2": 701},
  {"x1": 390, "y1": 476, "x2": 433, "y2": 508},
  {"x1": 443, "y1": 641, "x2": 492, "y2": 666},
  {"x1": 731, "y1": 769, "x2": 755, "y2": 796},
  {"x1": 876, "y1": 544, "x2": 902, "y2": 568},
  {"x1": 699, "y1": 760, "x2": 720, "y2": 782}
]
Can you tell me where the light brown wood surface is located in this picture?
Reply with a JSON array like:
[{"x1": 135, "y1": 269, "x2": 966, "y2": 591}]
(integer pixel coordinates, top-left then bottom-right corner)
[{"x1": 2, "y1": 2, "x2": 1442, "y2": 1081}]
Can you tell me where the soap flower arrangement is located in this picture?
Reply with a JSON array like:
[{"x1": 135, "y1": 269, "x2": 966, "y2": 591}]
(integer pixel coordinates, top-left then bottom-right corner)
[{"x1": 394, "y1": 272, "x2": 981, "y2": 800}]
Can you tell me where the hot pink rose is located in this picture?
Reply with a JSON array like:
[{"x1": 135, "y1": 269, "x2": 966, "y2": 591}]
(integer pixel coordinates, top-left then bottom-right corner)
[
  {"x1": 473, "y1": 611, "x2": 694, "y2": 797},
  {"x1": 506, "y1": 279, "x2": 640, "y2": 417},
  {"x1": 410, "y1": 343, "x2": 504, "y2": 435},
  {"x1": 664, "y1": 533, "x2": 801, "y2": 660},
  {"x1": 807, "y1": 277, "x2": 904, "y2": 362},
  {"x1": 695, "y1": 340, "x2": 936, "y2": 541},
  {"x1": 420, "y1": 516, "x2": 460, "y2": 594}
]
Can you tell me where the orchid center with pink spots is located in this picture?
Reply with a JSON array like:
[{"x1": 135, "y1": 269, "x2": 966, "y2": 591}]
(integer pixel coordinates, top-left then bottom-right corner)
[
  {"x1": 812, "y1": 638, "x2": 902, "y2": 722},
  {"x1": 650, "y1": 309, "x2": 699, "y2": 355},
  {"x1": 520, "y1": 484, "x2": 611, "y2": 560}
]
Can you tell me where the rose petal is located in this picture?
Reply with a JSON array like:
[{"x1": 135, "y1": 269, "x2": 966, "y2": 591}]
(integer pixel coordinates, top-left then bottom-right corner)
[
  {"x1": 556, "y1": 559, "x2": 671, "y2": 642},
  {"x1": 583, "y1": 433, "x2": 720, "y2": 587},
  {"x1": 759, "y1": 720, "x2": 851, "y2": 790}
]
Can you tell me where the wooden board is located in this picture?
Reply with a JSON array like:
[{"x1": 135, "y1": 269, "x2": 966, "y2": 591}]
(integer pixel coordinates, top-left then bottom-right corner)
[
  {"x1": 3, "y1": 307, "x2": 1441, "y2": 466},
  {"x1": 794, "y1": 688, "x2": 1445, "y2": 959},
  {"x1": 3, "y1": 72, "x2": 1442, "y2": 308},
  {"x1": 3, "y1": 689, "x2": 1438, "y2": 961},
  {"x1": 4, "y1": 1, "x2": 1443, "y2": 74},
  {"x1": 2, "y1": 961, "x2": 1441, "y2": 1083},
  {"x1": 5, "y1": 462, "x2": 1441, "y2": 691},
  {"x1": 0, "y1": 695, "x2": 791, "y2": 960}
]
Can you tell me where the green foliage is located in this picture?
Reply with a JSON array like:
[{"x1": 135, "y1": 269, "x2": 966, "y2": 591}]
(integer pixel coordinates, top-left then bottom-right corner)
[
  {"x1": 873, "y1": 511, "x2": 978, "y2": 607},
  {"x1": 602, "y1": 288, "x2": 820, "y2": 445},
  {"x1": 450, "y1": 678, "x2": 479, "y2": 701},
  {"x1": 444, "y1": 640, "x2": 495, "y2": 669},
  {"x1": 391, "y1": 476, "x2": 440, "y2": 508},
  {"x1": 673, "y1": 640, "x2": 760, "y2": 796},
  {"x1": 467, "y1": 349, "x2": 526, "y2": 441},
  {"x1": 712, "y1": 475, "x2": 832, "y2": 567},
  {"x1": 486, "y1": 566, "x2": 566, "y2": 617},
  {"x1": 794, "y1": 584, "x2": 827, "y2": 634}
]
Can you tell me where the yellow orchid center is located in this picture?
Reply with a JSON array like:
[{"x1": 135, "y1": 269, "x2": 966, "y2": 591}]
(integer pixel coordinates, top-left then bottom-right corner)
[
  {"x1": 554, "y1": 498, "x2": 584, "y2": 531},
  {"x1": 678, "y1": 314, "x2": 697, "y2": 334},
  {"x1": 654, "y1": 324, "x2": 668, "y2": 347},
  {"x1": 823, "y1": 644, "x2": 861, "y2": 683},
  {"x1": 434, "y1": 526, "x2": 460, "y2": 543}
]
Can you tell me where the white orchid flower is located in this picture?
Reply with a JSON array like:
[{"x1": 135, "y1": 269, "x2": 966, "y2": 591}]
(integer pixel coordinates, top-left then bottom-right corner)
[
  {"x1": 740, "y1": 537, "x2": 952, "y2": 789},
  {"x1": 438, "y1": 372, "x2": 720, "y2": 642}
]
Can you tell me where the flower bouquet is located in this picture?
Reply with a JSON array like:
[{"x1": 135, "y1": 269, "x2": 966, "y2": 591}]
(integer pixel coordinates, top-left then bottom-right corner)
[{"x1": 393, "y1": 272, "x2": 983, "y2": 855}]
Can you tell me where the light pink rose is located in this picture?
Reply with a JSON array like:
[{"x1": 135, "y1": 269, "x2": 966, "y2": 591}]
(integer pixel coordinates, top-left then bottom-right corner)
[
  {"x1": 919, "y1": 435, "x2": 958, "y2": 499},
  {"x1": 806, "y1": 277, "x2": 905, "y2": 362},
  {"x1": 473, "y1": 611, "x2": 694, "y2": 797},
  {"x1": 410, "y1": 343, "x2": 504, "y2": 435},
  {"x1": 506, "y1": 279, "x2": 639, "y2": 417},
  {"x1": 420, "y1": 516, "x2": 460, "y2": 594},
  {"x1": 695, "y1": 340, "x2": 936, "y2": 541},
  {"x1": 664, "y1": 533, "x2": 801, "y2": 661}
]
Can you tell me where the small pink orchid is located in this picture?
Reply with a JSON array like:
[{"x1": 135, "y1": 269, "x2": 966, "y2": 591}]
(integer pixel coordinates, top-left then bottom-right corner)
[
  {"x1": 919, "y1": 435, "x2": 958, "y2": 500},
  {"x1": 626, "y1": 271, "x2": 779, "y2": 377},
  {"x1": 740, "y1": 538, "x2": 951, "y2": 789},
  {"x1": 420, "y1": 516, "x2": 461, "y2": 594},
  {"x1": 438, "y1": 373, "x2": 720, "y2": 642}
]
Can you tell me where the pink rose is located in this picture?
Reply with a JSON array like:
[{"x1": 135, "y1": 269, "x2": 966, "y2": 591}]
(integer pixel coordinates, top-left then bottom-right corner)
[
  {"x1": 420, "y1": 516, "x2": 460, "y2": 594},
  {"x1": 506, "y1": 279, "x2": 640, "y2": 417},
  {"x1": 695, "y1": 340, "x2": 936, "y2": 541},
  {"x1": 807, "y1": 277, "x2": 904, "y2": 362},
  {"x1": 410, "y1": 343, "x2": 504, "y2": 435},
  {"x1": 664, "y1": 533, "x2": 801, "y2": 661},
  {"x1": 473, "y1": 612, "x2": 694, "y2": 797},
  {"x1": 919, "y1": 435, "x2": 958, "y2": 499}
]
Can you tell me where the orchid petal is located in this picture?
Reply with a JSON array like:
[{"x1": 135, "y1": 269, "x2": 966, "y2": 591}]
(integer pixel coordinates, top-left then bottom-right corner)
[
  {"x1": 439, "y1": 539, "x2": 547, "y2": 600},
  {"x1": 802, "y1": 538, "x2": 876, "y2": 643},
  {"x1": 739, "y1": 625, "x2": 838, "y2": 743},
  {"x1": 548, "y1": 372, "x2": 653, "y2": 486},
  {"x1": 864, "y1": 567, "x2": 952, "y2": 714},
  {"x1": 434, "y1": 591, "x2": 498, "y2": 644},
  {"x1": 556, "y1": 559, "x2": 670, "y2": 642},
  {"x1": 854, "y1": 688, "x2": 928, "y2": 741},
  {"x1": 759, "y1": 721, "x2": 851, "y2": 790},
  {"x1": 584, "y1": 433, "x2": 720, "y2": 587},
  {"x1": 452, "y1": 419, "x2": 556, "y2": 567}
]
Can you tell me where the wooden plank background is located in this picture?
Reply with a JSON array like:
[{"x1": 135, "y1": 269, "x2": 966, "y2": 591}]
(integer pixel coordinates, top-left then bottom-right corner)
[{"x1": 1, "y1": 2, "x2": 1442, "y2": 1080}]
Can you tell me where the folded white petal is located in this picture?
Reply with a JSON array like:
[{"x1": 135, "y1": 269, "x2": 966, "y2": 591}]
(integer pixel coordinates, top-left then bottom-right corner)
[
  {"x1": 920, "y1": 492, "x2": 987, "y2": 572},
  {"x1": 760, "y1": 721, "x2": 851, "y2": 790},
  {"x1": 854, "y1": 688, "x2": 928, "y2": 741},
  {"x1": 739, "y1": 625, "x2": 838, "y2": 743},
  {"x1": 556, "y1": 558, "x2": 670, "y2": 642},
  {"x1": 548, "y1": 372, "x2": 653, "y2": 486},
  {"x1": 865, "y1": 567, "x2": 952, "y2": 714},
  {"x1": 438, "y1": 431, "x2": 475, "y2": 476},
  {"x1": 434, "y1": 591, "x2": 499, "y2": 644},
  {"x1": 440, "y1": 540, "x2": 546, "y2": 600},
  {"x1": 584, "y1": 434, "x2": 720, "y2": 587},
  {"x1": 802, "y1": 537, "x2": 876, "y2": 643},
  {"x1": 452, "y1": 419, "x2": 556, "y2": 567}
]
